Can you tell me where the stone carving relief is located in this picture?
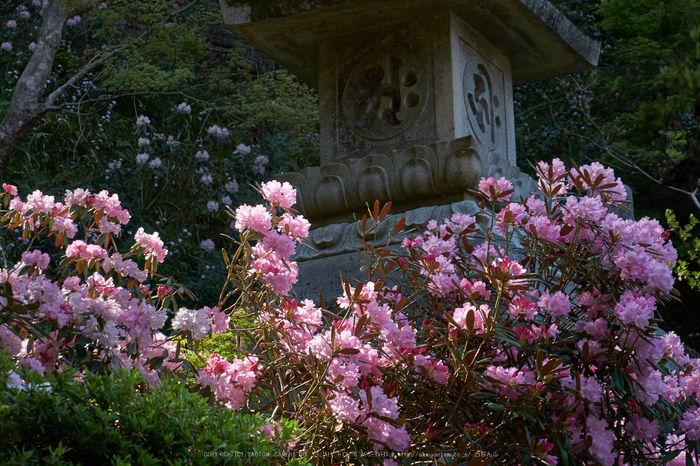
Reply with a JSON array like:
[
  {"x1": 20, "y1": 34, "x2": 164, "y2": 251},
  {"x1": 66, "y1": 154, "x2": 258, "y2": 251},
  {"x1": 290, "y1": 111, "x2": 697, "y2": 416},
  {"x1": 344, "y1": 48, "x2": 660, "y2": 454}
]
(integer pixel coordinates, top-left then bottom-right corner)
[
  {"x1": 289, "y1": 149, "x2": 539, "y2": 262},
  {"x1": 342, "y1": 49, "x2": 428, "y2": 141},
  {"x1": 277, "y1": 137, "x2": 484, "y2": 224},
  {"x1": 463, "y1": 58, "x2": 505, "y2": 149}
]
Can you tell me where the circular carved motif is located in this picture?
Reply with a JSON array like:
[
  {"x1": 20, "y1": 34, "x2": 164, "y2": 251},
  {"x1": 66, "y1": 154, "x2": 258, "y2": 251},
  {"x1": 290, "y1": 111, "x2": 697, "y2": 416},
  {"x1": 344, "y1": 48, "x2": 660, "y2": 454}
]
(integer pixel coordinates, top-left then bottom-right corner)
[
  {"x1": 463, "y1": 58, "x2": 503, "y2": 149},
  {"x1": 343, "y1": 49, "x2": 428, "y2": 141}
]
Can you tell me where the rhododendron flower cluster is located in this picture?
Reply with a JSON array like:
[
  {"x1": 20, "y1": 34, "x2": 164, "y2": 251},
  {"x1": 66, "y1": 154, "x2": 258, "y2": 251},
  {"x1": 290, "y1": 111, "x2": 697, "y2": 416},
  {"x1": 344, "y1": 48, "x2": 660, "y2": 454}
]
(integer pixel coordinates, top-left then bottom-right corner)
[
  {"x1": 196, "y1": 354, "x2": 259, "y2": 410},
  {"x1": 0, "y1": 186, "x2": 224, "y2": 387},
  {"x1": 231, "y1": 182, "x2": 310, "y2": 295},
  {"x1": 215, "y1": 162, "x2": 700, "y2": 464},
  {"x1": 3, "y1": 159, "x2": 700, "y2": 465},
  {"x1": 382, "y1": 159, "x2": 698, "y2": 465}
]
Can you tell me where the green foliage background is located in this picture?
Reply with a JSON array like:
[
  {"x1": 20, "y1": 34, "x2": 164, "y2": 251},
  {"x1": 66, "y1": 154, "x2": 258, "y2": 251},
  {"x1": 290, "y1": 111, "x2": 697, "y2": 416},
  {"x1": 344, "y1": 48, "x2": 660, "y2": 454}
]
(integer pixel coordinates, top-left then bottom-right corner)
[{"x1": 0, "y1": 0, "x2": 319, "y2": 307}]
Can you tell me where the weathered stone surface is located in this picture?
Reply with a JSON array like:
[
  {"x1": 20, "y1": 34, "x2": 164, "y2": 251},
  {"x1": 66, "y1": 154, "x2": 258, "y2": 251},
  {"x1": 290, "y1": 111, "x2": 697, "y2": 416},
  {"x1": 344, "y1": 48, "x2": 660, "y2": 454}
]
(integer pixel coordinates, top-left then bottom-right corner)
[
  {"x1": 290, "y1": 148, "x2": 539, "y2": 261},
  {"x1": 318, "y1": 11, "x2": 516, "y2": 164},
  {"x1": 219, "y1": 0, "x2": 600, "y2": 88},
  {"x1": 278, "y1": 136, "x2": 486, "y2": 226},
  {"x1": 220, "y1": 0, "x2": 599, "y2": 165}
]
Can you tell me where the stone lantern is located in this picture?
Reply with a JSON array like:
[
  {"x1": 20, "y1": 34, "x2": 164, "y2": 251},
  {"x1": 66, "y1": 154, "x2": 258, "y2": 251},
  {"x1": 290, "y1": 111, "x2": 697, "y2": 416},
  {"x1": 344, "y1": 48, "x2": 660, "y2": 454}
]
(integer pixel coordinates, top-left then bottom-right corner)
[{"x1": 219, "y1": 0, "x2": 600, "y2": 298}]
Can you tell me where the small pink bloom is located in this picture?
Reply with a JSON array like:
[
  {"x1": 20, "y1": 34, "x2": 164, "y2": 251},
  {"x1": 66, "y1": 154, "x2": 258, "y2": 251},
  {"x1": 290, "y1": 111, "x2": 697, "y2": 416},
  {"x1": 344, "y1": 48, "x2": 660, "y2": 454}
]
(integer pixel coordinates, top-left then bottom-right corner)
[
  {"x1": 6, "y1": 20, "x2": 17, "y2": 28},
  {"x1": 2, "y1": 183, "x2": 18, "y2": 196},
  {"x1": 1, "y1": 42, "x2": 12, "y2": 52}
]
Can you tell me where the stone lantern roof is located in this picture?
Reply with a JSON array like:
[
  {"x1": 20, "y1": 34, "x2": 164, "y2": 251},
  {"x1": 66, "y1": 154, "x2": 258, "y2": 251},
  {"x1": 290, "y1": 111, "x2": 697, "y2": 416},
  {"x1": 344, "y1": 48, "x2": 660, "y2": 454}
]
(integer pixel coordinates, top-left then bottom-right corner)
[{"x1": 219, "y1": 0, "x2": 600, "y2": 89}]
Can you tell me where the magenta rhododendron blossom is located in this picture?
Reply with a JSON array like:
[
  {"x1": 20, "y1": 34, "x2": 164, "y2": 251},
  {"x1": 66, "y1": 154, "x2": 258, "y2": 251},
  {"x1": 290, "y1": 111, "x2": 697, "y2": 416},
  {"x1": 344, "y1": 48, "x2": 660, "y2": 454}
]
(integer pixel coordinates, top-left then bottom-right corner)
[
  {"x1": 478, "y1": 176, "x2": 513, "y2": 201},
  {"x1": 134, "y1": 227, "x2": 168, "y2": 263},
  {"x1": 234, "y1": 204, "x2": 272, "y2": 234},
  {"x1": 2, "y1": 183, "x2": 17, "y2": 196},
  {"x1": 261, "y1": 180, "x2": 296, "y2": 208}
]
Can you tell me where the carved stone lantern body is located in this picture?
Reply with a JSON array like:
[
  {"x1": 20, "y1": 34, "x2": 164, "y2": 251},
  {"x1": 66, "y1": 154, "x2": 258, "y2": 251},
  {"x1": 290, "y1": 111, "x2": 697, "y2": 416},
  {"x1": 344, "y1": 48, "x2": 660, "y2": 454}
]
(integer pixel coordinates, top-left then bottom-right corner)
[{"x1": 219, "y1": 0, "x2": 600, "y2": 298}]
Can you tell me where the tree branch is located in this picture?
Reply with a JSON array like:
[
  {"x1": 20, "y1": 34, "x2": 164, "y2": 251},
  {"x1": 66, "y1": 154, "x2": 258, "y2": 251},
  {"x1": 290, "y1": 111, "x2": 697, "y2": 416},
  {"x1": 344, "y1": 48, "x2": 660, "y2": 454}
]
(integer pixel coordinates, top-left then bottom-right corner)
[
  {"x1": 564, "y1": 75, "x2": 700, "y2": 211},
  {"x1": 45, "y1": 0, "x2": 201, "y2": 109},
  {"x1": 45, "y1": 89, "x2": 213, "y2": 112}
]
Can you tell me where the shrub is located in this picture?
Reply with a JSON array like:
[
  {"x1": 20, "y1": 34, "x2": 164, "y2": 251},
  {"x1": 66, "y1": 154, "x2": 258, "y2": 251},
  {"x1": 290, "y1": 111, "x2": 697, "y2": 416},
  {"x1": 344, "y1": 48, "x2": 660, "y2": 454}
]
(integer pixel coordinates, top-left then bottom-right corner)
[
  {"x1": 211, "y1": 162, "x2": 700, "y2": 465},
  {"x1": 2, "y1": 161, "x2": 700, "y2": 465},
  {"x1": 0, "y1": 351, "x2": 306, "y2": 465}
]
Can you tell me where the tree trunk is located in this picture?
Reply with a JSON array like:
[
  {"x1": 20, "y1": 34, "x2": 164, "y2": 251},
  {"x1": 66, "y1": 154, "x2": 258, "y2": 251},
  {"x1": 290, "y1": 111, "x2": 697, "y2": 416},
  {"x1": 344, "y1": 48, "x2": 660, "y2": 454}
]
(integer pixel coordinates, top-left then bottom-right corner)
[{"x1": 0, "y1": 0, "x2": 97, "y2": 178}]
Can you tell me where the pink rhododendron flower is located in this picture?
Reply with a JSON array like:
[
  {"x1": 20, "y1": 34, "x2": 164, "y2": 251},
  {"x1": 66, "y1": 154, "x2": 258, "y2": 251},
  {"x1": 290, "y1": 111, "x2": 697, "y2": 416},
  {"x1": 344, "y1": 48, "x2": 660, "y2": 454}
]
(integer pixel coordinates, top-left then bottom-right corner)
[
  {"x1": 7, "y1": 20, "x2": 17, "y2": 28},
  {"x1": 249, "y1": 253, "x2": 298, "y2": 295},
  {"x1": 484, "y1": 365, "x2": 536, "y2": 398},
  {"x1": 21, "y1": 250, "x2": 50, "y2": 269},
  {"x1": 571, "y1": 161, "x2": 627, "y2": 201},
  {"x1": 680, "y1": 406, "x2": 700, "y2": 440},
  {"x1": 478, "y1": 176, "x2": 513, "y2": 201},
  {"x1": 628, "y1": 414, "x2": 659, "y2": 442},
  {"x1": 586, "y1": 415, "x2": 616, "y2": 466},
  {"x1": 536, "y1": 158, "x2": 568, "y2": 195},
  {"x1": 261, "y1": 180, "x2": 296, "y2": 208},
  {"x1": 1, "y1": 42, "x2": 11, "y2": 52},
  {"x1": 3, "y1": 183, "x2": 18, "y2": 196},
  {"x1": 255, "y1": 230, "x2": 297, "y2": 260},
  {"x1": 453, "y1": 303, "x2": 489, "y2": 333},
  {"x1": 615, "y1": 291, "x2": 656, "y2": 328},
  {"x1": 172, "y1": 307, "x2": 210, "y2": 339},
  {"x1": 134, "y1": 227, "x2": 168, "y2": 263},
  {"x1": 234, "y1": 204, "x2": 272, "y2": 234},
  {"x1": 538, "y1": 291, "x2": 571, "y2": 318},
  {"x1": 260, "y1": 423, "x2": 281, "y2": 440},
  {"x1": 25, "y1": 190, "x2": 55, "y2": 214},
  {"x1": 66, "y1": 240, "x2": 108, "y2": 260},
  {"x1": 198, "y1": 354, "x2": 259, "y2": 410}
]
